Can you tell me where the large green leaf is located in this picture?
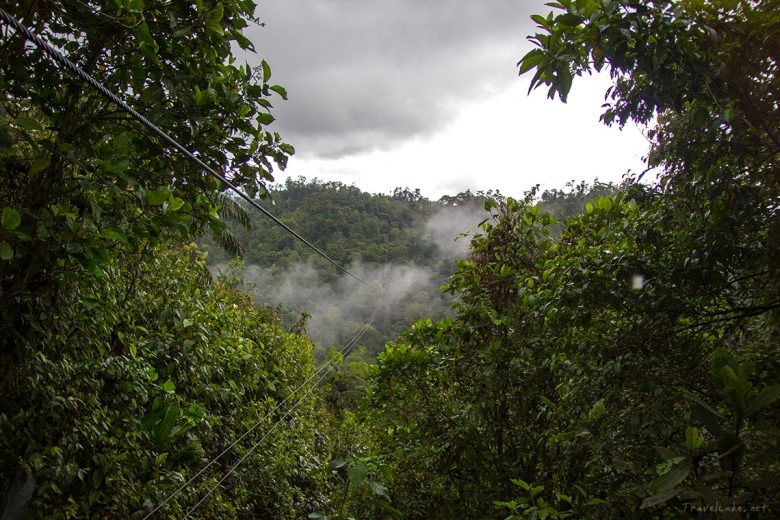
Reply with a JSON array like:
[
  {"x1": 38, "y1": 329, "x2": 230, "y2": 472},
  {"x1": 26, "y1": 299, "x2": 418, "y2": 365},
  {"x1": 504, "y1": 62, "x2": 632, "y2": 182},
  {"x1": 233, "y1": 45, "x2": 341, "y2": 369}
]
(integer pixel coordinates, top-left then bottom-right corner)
[
  {"x1": 153, "y1": 404, "x2": 179, "y2": 446},
  {"x1": 14, "y1": 116, "x2": 42, "y2": 131},
  {"x1": 146, "y1": 187, "x2": 170, "y2": 206},
  {"x1": 1, "y1": 207, "x2": 21, "y2": 230},
  {"x1": 640, "y1": 488, "x2": 680, "y2": 509},
  {"x1": 261, "y1": 59, "x2": 272, "y2": 82},
  {"x1": 689, "y1": 400, "x2": 724, "y2": 436},
  {"x1": 347, "y1": 461, "x2": 368, "y2": 487},
  {"x1": 367, "y1": 480, "x2": 390, "y2": 499},
  {"x1": 648, "y1": 463, "x2": 690, "y2": 495},
  {"x1": 269, "y1": 85, "x2": 287, "y2": 100},
  {"x1": 0, "y1": 241, "x2": 13, "y2": 260},
  {"x1": 685, "y1": 427, "x2": 704, "y2": 451},
  {"x1": 256, "y1": 112, "x2": 275, "y2": 125},
  {"x1": 746, "y1": 385, "x2": 780, "y2": 416}
]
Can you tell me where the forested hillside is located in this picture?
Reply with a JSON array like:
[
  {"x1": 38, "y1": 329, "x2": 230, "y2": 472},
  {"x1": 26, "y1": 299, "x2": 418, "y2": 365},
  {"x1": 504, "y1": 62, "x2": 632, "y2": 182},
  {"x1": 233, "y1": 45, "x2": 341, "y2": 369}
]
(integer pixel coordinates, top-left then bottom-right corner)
[
  {"x1": 199, "y1": 179, "x2": 477, "y2": 357},
  {"x1": 200, "y1": 178, "x2": 616, "y2": 357},
  {"x1": 1, "y1": 0, "x2": 778, "y2": 519}
]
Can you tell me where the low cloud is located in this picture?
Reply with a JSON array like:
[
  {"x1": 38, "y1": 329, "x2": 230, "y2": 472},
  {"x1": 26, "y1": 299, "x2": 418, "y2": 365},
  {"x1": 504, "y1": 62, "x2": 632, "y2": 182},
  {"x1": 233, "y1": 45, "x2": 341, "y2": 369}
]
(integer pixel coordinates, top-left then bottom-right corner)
[
  {"x1": 424, "y1": 204, "x2": 486, "y2": 258},
  {"x1": 232, "y1": 261, "x2": 451, "y2": 352},
  {"x1": 215, "y1": 201, "x2": 492, "y2": 354}
]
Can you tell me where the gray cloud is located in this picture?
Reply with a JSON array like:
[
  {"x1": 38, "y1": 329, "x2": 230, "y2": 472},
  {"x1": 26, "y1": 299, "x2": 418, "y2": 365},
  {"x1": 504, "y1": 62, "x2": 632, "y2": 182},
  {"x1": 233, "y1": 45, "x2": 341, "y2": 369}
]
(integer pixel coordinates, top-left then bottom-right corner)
[{"x1": 244, "y1": 0, "x2": 539, "y2": 157}]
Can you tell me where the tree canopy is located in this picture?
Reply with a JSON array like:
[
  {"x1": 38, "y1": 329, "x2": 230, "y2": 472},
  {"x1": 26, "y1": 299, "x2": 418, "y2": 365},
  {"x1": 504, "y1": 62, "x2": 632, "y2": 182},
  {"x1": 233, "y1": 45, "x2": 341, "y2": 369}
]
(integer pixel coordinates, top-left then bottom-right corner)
[
  {"x1": 347, "y1": 1, "x2": 780, "y2": 517},
  {"x1": 0, "y1": 2, "x2": 329, "y2": 517},
  {"x1": 1, "y1": 1, "x2": 778, "y2": 518},
  {"x1": 0, "y1": 0, "x2": 293, "y2": 349}
]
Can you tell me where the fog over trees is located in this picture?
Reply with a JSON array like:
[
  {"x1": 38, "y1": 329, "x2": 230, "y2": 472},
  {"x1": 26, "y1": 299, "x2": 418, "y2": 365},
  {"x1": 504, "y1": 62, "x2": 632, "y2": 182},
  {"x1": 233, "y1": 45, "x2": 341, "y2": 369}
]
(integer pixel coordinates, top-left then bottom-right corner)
[
  {"x1": 202, "y1": 178, "x2": 612, "y2": 358},
  {"x1": 1, "y1": 1, "x2": 777, "y2": 518}
]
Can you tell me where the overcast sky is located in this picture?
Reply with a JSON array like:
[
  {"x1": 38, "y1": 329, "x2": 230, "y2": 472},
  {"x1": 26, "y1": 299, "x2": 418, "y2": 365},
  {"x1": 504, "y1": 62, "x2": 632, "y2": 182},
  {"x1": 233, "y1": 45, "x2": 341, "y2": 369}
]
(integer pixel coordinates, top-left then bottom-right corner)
[{"x1": 243, "y1": 0, "x2": 650, "y2": 199}]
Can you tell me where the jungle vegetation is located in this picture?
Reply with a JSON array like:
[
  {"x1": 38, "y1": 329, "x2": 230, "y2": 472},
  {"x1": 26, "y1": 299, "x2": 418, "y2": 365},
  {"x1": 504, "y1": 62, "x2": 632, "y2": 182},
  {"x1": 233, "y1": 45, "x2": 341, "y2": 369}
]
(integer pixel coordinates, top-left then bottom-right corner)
[
  {"x1": 199, "y1": 177, "x2": 616, "y2": 359},
  {"x1": 1, "y1": 0, "x2": 778, "y2": 518}
]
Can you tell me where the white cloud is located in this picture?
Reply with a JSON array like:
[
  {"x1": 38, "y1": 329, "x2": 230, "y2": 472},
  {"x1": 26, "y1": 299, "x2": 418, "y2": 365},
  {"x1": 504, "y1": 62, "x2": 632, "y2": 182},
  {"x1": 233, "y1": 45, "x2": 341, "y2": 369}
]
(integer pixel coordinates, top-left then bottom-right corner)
[
  {"x1": 242, "y1": 1, "x2": 651, "y2": 198},
  {"x1": 278, "y1": 73, "x2": 650, "y2": 199}
]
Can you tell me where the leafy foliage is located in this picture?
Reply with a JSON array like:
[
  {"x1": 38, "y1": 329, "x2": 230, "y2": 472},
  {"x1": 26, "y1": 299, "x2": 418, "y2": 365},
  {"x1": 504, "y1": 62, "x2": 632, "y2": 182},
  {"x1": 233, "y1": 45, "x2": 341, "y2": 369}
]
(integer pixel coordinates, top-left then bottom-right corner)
[
  {"x1": 0, "y1": 0, "x2": 293, "y2": 349},
  {"x1": 518, "y1": 0, "x2": 779, "y2": 333},
  {"x1": 365, "y1": 185, "x2": 778, "y2": 517},
  {"x1": 3, "y1": 1, "x2": 777, "y2": 518},
  {"x1": 0, "y1": 2, "x2": 339, "y2": 518},
  {"x1": 351, "y1": 2, "x2": 780, "y2": 517},
  {"x1": 0, "y1": 244, "x2": 330, "y2": 517}
]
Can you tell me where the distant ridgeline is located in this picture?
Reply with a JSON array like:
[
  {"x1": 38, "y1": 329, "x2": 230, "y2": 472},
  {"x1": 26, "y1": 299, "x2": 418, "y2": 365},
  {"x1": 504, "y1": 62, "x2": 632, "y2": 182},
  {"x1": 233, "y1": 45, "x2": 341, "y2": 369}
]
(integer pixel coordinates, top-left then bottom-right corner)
[
  {"x1": 199, "y1": 177, "x2": 618, "y2": 356},
  {"x1": 200, "y1": 176, "x2": 620, "y2": 269}
]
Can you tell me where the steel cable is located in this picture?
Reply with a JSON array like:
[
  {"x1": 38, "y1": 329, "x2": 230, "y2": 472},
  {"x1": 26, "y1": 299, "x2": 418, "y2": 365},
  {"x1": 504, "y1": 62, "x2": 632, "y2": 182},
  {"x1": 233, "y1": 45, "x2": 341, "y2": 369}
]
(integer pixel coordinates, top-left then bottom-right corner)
[{"x1": 0, "y1": 7, "x2": 369, "y2": 285}]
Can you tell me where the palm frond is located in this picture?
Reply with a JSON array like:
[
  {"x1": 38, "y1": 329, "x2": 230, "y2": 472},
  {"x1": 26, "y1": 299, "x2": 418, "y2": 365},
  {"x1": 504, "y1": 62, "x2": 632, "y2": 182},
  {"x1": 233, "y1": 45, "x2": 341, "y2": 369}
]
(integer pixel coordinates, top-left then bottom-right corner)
[
  {"x1": 212, "y1": 228, "x2": 245, "y2": 258},
  {"x1": 215, "y1": 192, "x2": 252, "y2": 231}
]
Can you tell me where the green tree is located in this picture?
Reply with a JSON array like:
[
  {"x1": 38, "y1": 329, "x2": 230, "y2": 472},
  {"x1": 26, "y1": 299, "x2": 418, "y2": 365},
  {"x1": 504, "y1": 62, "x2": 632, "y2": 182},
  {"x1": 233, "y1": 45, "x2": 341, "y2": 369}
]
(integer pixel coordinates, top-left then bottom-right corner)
[
  {"x1": 353, "y1": 2, "x2": 779, "y2": 517},
  {"x1": 367, "y1": 187, "x2": 778, "y2": 517},
  {"x1": 0, "y1": 0, "x2": 293, "y2": 349},
  {"x1": 0, "y1": 2, "x2": 350, "y2": 517},
  {"x1": 519, "y1": 3, "x2": 780, "y2": 506},
  {"x1": 519, "y1": 0, "x2": 779, "y2": 336}
]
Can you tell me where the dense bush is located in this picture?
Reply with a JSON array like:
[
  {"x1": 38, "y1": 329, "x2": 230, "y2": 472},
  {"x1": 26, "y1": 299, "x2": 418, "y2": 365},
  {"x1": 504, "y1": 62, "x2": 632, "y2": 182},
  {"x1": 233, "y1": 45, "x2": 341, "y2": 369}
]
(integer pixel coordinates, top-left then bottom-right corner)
[
  {"x1": 366, "y1": 189, "x2": 778, "y2": 518},
  {"x1": 0, "y1": 244, "x2": 330, "y2": 518},
  {"x1": 356, "y1": 0, "x2": 780, "y2": 516}
]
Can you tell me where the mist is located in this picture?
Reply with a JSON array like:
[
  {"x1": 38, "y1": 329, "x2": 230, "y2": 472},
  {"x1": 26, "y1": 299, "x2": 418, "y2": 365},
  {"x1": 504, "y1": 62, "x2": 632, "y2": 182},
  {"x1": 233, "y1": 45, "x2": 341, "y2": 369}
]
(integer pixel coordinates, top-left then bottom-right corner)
[
  {"x1": 232, "y1": 261, "x2": 448, "y2": 355},
  {"x1": 213, "y1": 203, "x2": 490, "y2": 357},
  {"x1": 424, "y1": 204, "x2": 486, "y2": 258}
]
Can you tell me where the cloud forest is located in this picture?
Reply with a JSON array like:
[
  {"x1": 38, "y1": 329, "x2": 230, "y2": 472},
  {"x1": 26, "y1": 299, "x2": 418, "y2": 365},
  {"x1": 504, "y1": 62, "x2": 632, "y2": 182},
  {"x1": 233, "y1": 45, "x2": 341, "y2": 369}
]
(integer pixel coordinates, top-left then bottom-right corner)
[{"x1": 1, "y1": 1, "x2": 778, "y2": 518}]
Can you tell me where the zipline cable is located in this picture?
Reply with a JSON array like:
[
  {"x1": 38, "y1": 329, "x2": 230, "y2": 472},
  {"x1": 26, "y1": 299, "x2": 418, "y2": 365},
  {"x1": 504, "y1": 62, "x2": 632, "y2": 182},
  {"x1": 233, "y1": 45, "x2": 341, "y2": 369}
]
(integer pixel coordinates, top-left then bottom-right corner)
[
  {"x1": 0, "y1": 7, "x2": 369, "y2": 286},
  {"x1": 182, "y1": 299, "x2": 382, "y2": 519},
  {"x1": 141, "y1": 290, "x2": 383, "y2": 519},
  {"x1": 0, "y1": 10, "x2": 391, "y2": 515}
]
